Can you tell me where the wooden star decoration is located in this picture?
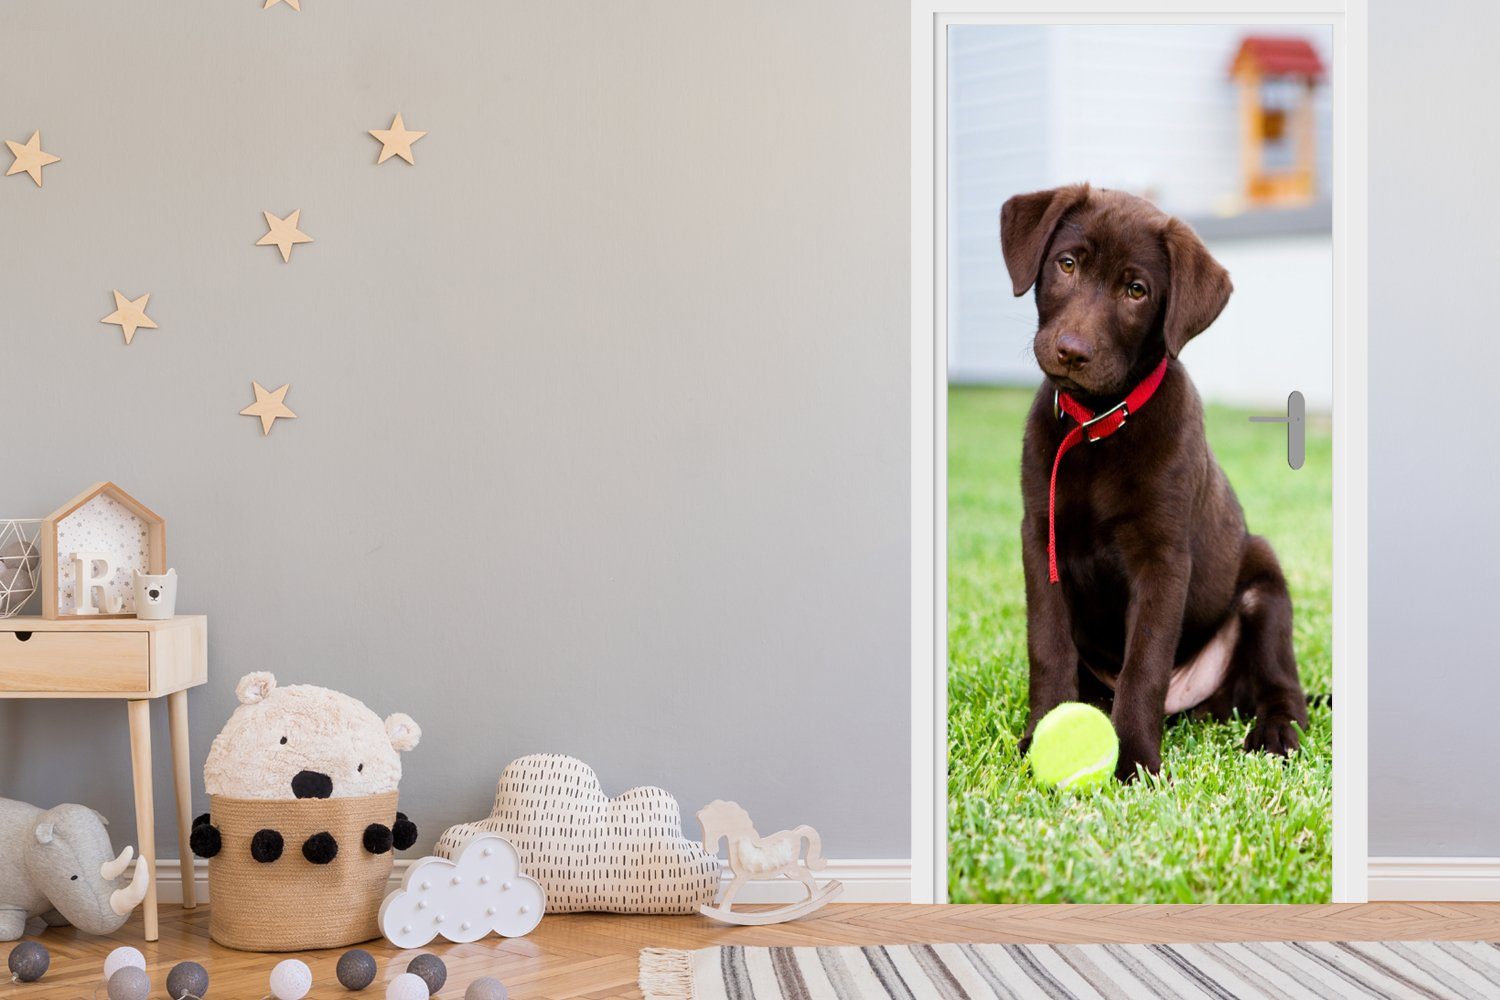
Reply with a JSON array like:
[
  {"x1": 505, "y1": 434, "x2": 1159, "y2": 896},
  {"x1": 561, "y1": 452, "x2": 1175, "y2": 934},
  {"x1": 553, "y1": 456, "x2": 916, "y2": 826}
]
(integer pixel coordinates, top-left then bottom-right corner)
[
  {"x1": 263, "y1": 0, "x2": 300, "y2": 10},
  {"x1": 369, "y1": 113, "x2": 427, "y2": 165},
  {"x1": 100, "y1": 290, "x2": 158, "y2": 346},
  {"x1": 5, "y1": 131, "x2": 61, "y2": 187},
  {"x1": 257, "y1": 209, "x2": 313, "y2": 262},
  {"x1": 240, "y1": 382, "x2": 298, "y2": 435}
]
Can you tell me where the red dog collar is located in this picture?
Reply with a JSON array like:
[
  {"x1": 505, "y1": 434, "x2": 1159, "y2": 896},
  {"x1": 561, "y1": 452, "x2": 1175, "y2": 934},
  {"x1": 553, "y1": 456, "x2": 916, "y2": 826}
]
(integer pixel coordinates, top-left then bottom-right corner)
[{"x1": 1047, "y1": 356, "x2": 1170, "y2": 584}]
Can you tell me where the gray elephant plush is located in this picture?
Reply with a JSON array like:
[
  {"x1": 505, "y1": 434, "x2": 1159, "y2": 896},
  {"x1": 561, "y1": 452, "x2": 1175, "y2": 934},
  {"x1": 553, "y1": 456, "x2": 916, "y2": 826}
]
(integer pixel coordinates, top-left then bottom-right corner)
[{"x1": 0, "y1": 798, "x2": 150, "y2": 941}]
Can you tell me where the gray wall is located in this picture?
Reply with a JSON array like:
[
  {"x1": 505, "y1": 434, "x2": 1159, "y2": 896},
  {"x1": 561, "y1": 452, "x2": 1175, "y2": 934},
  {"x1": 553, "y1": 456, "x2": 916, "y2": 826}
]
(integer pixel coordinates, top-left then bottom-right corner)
[
  {"x1": 0, "y1": 0, "x2": 911, "y2": 860},
  {"x1": 1367, "y1": 0, "x2": 1498, "y2": 856}
]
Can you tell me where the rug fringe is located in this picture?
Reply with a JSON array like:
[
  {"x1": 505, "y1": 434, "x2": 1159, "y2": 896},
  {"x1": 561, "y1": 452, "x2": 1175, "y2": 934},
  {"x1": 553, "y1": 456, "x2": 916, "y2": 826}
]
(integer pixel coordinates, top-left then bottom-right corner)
[{"x1": 639, "y1": 948, "x2": 696, "y2": 1000}]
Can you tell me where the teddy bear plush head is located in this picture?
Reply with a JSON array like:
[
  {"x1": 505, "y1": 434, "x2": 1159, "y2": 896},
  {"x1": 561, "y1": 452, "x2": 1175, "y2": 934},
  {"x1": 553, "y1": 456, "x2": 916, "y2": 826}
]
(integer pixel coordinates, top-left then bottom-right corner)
[{"x1": 204, "y1": 672, "x2": 421, "y2": 800}]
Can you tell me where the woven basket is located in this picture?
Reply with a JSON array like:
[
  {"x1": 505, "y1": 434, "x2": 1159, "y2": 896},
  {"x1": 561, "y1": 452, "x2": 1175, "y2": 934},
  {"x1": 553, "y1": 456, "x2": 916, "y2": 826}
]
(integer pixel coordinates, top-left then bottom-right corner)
[{"x1": 207, "y1": 791, "x2": 399, "y2": 951}]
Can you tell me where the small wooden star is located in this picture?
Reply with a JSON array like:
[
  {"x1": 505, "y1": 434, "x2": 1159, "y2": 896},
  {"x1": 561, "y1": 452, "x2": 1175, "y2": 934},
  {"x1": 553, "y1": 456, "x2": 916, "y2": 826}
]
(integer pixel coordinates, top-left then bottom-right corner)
[
  {"x1": 263, "y1": 0, "x2": 300, "y2": 10},
  {"x1": 257, "y1": 209, "x2": 313, "y2": 262},
  {"x1": 369, "y1": 113, "x2": 427, "y2": 165},
  {"x1": 5, "y1": 131, "x2": 61, "y2": 187},
  {"x1": 240, "y1": 382, "x2": 298, "y2": 435},
  {"x1": 100, "y1": 291, "x2": 158, "y2": 346}
]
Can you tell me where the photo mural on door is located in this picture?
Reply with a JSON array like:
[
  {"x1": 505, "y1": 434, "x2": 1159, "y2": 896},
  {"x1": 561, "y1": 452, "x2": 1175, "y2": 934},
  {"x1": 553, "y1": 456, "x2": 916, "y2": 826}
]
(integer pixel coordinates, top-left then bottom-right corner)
[{"x1": 945, "y1": 23, "x2": 1334, "y2": 903}]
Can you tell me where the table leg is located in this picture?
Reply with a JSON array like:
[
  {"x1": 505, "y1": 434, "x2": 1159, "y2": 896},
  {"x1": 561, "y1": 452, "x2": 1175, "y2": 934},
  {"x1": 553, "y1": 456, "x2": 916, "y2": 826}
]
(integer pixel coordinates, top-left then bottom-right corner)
[
  {"x1": 126, "y1": 699, "x2": 159, "y2": 942},
  {"x1": 167, "y1": 689, "x2": 197, "y2": 910}
]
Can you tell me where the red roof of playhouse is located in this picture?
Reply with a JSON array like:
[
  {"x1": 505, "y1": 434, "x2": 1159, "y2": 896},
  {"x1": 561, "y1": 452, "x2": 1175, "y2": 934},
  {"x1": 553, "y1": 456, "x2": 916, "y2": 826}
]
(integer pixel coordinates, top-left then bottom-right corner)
[{"x1": 1230, "y1": 36, "x2": 1327, "y2": 80}]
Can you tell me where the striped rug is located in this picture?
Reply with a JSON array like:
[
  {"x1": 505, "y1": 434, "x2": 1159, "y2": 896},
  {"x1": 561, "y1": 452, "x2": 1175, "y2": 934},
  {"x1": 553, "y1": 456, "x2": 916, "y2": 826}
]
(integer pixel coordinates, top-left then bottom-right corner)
[{"x1": 639, "y1": 940, "x2": 1500, "y2": 998}]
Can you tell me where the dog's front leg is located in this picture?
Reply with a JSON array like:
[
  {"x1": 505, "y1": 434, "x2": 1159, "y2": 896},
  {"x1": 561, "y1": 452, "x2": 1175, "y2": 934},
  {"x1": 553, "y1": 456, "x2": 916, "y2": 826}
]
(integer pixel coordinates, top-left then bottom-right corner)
[
  {"x1": 1018, "y1": 521, "x2": 1079, "y2": 755},
  {"x1": 1112, "y1": 556, "x2": 1190, "y2": 781}
]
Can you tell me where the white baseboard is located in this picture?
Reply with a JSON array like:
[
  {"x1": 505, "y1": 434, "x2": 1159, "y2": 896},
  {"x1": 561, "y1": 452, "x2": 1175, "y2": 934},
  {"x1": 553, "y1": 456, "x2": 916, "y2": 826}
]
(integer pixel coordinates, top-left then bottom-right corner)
[
  {"x1": 735, "y1": 859, "x2": 912, "y2": 903},
  {"x1": 152, "y1": 857, "x2": 915, "y2": 906},
  {"x1": 1367, "y1": 857, "x2": 1500, "y2": 901},
  {"x1": 159, "y1": 857, "x2": 1497, "y2": 906}
]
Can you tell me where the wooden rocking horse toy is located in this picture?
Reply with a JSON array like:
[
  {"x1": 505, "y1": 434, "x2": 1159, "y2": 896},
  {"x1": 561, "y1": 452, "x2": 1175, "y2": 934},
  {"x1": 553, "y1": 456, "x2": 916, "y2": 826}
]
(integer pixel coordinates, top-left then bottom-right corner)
[{"x1": 696, "y1": 800, "x2": 843, "y2": 925}]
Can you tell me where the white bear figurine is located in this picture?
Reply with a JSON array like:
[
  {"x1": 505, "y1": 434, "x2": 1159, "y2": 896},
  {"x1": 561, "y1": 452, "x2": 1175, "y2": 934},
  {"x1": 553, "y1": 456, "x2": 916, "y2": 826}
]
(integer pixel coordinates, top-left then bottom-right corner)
[{"x1": 132, "y1": 568, "x2": 178, "y2": 620}]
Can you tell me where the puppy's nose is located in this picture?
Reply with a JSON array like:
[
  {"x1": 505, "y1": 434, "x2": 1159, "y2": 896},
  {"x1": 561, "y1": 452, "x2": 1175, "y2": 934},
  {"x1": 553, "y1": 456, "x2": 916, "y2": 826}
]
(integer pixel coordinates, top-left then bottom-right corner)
[
  {"x1": 1055, "y1": 334, "x2": 1092, "y2": 370},
  {"x1": 292, "y1": 770, "x2": 333, "y2": 799}
]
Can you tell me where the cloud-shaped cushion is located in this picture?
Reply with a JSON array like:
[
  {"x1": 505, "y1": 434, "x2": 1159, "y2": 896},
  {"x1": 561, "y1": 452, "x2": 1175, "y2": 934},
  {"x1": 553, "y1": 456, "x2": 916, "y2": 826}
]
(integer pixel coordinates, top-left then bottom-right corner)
[
  {"x1": 379, "y1": 835, "x2": 544, "y2": 949},
  {"x1": 436, "y1": 754, "x2": 720, "y2": 914}
]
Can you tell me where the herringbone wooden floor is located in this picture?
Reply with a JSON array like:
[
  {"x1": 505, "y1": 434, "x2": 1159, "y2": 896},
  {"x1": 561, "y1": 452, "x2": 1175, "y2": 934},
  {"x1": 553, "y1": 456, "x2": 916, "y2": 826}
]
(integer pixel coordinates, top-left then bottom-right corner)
[{"x1": 6, "y1": 902, "x2": 1500, "y2": 998}]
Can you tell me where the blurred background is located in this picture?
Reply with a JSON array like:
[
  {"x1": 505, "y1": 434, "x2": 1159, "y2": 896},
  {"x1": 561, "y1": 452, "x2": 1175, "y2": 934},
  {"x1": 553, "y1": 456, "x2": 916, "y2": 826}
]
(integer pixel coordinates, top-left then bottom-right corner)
[{"x1": 947, "y1": 24, "x2": 1334, "y2": 409}]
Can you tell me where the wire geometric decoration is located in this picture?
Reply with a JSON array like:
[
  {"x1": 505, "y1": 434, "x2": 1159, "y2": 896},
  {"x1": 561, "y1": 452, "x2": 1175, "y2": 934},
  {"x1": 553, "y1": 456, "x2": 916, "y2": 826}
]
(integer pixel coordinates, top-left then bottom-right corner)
[{"x1": 0, "y1": 518, "x2": 43, "y2": 618}]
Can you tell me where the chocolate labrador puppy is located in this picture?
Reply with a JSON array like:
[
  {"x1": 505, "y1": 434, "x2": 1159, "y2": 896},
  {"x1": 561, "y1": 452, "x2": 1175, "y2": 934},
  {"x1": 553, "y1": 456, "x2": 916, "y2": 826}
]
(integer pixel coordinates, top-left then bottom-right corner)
[{"x1": 1003, "y1": 184, "x2": 1307, "y2": 781}]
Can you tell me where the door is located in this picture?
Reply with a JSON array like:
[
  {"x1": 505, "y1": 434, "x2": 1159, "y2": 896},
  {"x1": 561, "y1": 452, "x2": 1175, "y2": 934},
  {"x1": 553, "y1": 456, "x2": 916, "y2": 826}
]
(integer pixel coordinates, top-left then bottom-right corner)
[{"x1": 912, "y1": 8, "x2": 1366, "y2": 905}]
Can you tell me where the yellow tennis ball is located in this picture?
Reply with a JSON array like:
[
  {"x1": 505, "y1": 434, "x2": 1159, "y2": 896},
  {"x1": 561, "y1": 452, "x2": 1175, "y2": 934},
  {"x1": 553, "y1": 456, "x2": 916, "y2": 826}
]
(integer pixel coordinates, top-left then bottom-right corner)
[{"x1": 1027, "y1": 702, "x2": 1119, "y2": 790}]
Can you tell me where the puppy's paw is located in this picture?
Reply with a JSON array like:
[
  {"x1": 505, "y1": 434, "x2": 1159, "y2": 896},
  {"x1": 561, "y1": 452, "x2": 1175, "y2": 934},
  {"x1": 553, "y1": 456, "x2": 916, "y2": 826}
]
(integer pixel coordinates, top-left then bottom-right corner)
[
  {"x1": 1115, "y1": 748, "x2": 1161, "y2": 783},
  {"x1": 1244, "y1": 715, "x2": 1303, "y2": 756}
]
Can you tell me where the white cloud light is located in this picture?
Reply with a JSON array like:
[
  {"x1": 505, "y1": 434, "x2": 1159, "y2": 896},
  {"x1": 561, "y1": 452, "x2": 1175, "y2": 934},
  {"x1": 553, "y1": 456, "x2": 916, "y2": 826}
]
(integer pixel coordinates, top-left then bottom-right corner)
[{"x1": 379, "y1": 835, "x2": 545, "y2": 948}]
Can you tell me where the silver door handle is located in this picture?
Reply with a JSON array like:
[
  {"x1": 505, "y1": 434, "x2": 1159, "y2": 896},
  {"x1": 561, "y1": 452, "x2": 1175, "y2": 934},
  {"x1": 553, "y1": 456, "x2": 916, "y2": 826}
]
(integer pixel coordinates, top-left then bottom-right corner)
[{"x1": 1248, "y1": 391, "x2": 1305, "y2": 470}]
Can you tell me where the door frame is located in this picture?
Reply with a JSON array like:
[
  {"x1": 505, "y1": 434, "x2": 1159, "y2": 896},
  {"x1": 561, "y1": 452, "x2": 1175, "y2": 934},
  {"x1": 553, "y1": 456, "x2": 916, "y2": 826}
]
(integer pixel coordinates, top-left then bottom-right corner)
[{"x1": 909, "y1": 0, "x2": 1369, "y2": 904}]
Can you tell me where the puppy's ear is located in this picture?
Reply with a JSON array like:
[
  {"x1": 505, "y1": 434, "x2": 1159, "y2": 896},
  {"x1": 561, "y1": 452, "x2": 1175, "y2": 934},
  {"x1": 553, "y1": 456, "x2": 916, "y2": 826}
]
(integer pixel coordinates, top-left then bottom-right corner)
[
  {"x1": 1162, "y1": 219, "x2": 1232, "y2": 357},
  {"x1": 1000, "y1": 184, "x2": 1090, "y2": 296}
]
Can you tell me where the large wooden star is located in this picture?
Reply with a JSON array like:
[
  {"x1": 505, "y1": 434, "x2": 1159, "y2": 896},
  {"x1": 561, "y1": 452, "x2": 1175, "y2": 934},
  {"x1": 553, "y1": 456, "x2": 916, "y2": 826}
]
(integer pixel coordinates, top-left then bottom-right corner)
[
  {"x1": 369, "y1": 113, "x2": 427, "y2": 165},
  {"x1": 240, "y1": 382, "x2": 298, "y2": 436},
  {"x1": 5, "y1": 131, "x2": 61, "y2": 187},
  {"x1": 100, "y1": 290, "x2": 158, "y2": 346},
  {"x1": 263, "y1": 0, "x2": 301, "y2": 10},
  {"x1": 257, "y1": 209, "x2": 313, "y2": 262}
]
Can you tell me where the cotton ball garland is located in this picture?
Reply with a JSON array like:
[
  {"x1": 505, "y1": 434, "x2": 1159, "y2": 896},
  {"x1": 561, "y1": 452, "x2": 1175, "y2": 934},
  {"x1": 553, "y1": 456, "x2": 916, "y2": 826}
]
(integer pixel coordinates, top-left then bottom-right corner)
[
  {"x1": 466, "y1": 976, "x2": 509, "y2": 1000},
  {"x1": 167, "y1": 960, "x2": 210, "y2": 999},
  {"x1": 407, "y1": 953, "x2": 447, "y2": 994},
  {"x1": 107, "y1": 966, "x2": 153, "y2": 1000},
  {"x1": 337, "y1": 949, "x2": 379, "y2": 991},
  {"x1": 104, "y1": 946, "x2": 147, "y2": 981},
  {"x1": 386, "y1": 972, "x2": 431, "y2": 1000},
  {"x1": 268, "y1": 959, "x2": 313, "y2": 1000},
  {"x1": 7, "y1": 941, "x2": 50, "y2": 983}
]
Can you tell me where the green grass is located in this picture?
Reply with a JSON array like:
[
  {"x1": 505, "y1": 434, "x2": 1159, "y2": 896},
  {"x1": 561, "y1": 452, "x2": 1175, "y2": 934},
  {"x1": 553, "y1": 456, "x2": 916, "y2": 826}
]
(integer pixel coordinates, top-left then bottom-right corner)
[{"x1": 947, "y1": 385, "x2": 1332, "y2": 904}]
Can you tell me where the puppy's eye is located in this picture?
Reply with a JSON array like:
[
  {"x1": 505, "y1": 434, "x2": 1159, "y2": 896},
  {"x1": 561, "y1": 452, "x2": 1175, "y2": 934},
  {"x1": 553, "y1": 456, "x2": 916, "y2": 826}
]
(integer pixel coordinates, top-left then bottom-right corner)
[
  {"x1": 1058, "y1": 256, "x2": 1076, "y2": 274},
  {"x1": 1126, "y1": 282, "x2": 1147, "y2": 300},
  {"x1": 357, "y1": 763, "x2": 364, "y2": 773},
  {"x1": 279, "y1": 736, "x2": 288, "y2": 745}
]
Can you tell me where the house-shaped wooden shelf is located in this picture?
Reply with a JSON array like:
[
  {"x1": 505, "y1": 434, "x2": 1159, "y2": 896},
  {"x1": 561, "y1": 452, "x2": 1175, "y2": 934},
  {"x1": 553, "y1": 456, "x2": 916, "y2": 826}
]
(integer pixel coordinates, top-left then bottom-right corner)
[
  {"x1": 40, "y1": 482, "x2": 166, "y2": 620},
  {"x1": 1229, "y1": 35, "x2": 1327, "y2": 207}
]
